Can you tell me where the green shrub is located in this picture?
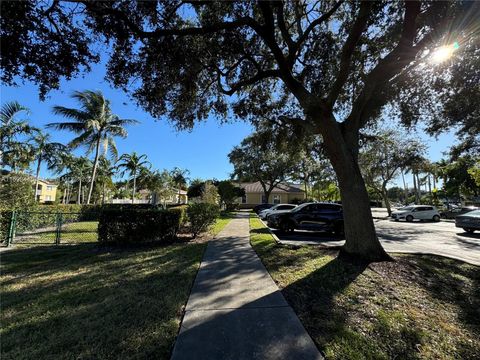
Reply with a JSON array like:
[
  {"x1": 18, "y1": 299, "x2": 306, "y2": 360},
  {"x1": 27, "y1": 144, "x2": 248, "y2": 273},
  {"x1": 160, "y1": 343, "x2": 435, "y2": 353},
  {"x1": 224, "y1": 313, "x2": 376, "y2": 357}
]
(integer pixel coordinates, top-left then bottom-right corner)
[
  {"x1": 0, "y1": 211, "x2": 12, "y2": 243},
  {"x1": 168, "y1": 205, "x2": 188, "y2": 230},
  {"x1": 187, "y1": 203, "x2": 220, "y2": 238},
  {"x1": 98, "y1": 209, "x2": 181, "y2": 245}
]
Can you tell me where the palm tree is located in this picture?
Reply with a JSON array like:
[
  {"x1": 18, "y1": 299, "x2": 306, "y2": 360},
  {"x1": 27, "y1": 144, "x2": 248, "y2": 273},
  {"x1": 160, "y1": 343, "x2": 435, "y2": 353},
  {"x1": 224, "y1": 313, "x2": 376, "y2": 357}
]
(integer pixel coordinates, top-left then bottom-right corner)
[
  {"x1": 47, "y1": 90, "x2": 138, "y2": 204},
  {"x1": 96, "y1": 156, "x2": 116, "y2": 204},
  {"x1": 170, "y1": 167, "x2": 190, "y2": 204},
  {"x1": 0, "y1": 101, "x2": 33, "y2": 169},
  {"x1": 116, "y1": 152, "x2": 151, "y2": 203},
  {"x1": 57, "y1": 156, "x2": 92, "y2": 204},
  {"x1": 31, "y1": 130, "x2": 67, "y2": 201}
]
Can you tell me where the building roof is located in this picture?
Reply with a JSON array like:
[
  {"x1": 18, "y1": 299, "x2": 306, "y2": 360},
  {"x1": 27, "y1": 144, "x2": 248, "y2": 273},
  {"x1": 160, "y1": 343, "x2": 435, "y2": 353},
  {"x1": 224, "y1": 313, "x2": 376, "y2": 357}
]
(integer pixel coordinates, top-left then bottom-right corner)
[
  {"x1": 238, "y1": 181, "x2": 305, "y2": 194},
  {"x1": 37, "y1": 178, "x2": 57, "y2": 186}
]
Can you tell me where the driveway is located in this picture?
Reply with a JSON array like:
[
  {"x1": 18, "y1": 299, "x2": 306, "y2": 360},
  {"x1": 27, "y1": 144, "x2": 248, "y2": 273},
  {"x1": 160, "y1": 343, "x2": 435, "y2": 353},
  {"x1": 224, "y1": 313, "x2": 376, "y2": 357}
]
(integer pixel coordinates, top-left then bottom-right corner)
[{"x1": 271, "y1": 219, "x2": 480, "y2": 266}]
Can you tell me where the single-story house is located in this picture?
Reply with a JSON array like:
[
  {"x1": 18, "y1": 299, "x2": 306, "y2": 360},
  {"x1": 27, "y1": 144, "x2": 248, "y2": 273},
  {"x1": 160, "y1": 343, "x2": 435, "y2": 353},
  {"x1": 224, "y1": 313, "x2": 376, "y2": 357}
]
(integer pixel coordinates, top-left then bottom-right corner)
[{"x1": 235, "y1": 181, "x2": 306, "y2": 208}]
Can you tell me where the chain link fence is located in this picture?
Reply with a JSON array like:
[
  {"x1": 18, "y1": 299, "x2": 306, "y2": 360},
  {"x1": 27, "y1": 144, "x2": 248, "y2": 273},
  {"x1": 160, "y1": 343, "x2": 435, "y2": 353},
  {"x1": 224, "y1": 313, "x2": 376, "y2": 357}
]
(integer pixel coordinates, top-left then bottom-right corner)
[{"x1": 2, "y1": 211, "x2": 99, "y2": 246}]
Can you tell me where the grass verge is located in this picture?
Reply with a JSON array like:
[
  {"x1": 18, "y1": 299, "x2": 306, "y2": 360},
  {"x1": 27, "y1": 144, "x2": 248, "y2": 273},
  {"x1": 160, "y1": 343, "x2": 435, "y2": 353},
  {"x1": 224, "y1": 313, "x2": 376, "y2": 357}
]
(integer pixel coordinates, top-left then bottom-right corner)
[
  {"x1": 0, "y1": 242, "x2": 206, "y2": 359},
  {"x1": 12, "y1": 221, "x2": 98, "y2": 245},
  {"x1": 250, "y1": 216, "x2": 480, "y2": 359},
  {"x1": 210, "y1": 211, "x2": 236, "y2": 236}
]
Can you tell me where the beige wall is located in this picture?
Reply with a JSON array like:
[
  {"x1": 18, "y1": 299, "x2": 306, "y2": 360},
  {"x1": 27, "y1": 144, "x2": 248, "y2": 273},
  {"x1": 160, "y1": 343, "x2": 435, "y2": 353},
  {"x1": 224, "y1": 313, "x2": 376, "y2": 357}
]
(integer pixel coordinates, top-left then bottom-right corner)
[
  {"x1": 241, "y1": 192, "x2": 305, "y2": 206},
  {"x1": 36, "y1": 181, "x2": 57, "y2": 203}
]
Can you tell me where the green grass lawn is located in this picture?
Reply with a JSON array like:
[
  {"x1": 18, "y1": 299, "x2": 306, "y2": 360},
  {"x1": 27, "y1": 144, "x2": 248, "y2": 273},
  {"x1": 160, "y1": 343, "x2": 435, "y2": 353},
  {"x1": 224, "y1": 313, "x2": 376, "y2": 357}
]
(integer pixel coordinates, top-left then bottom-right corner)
[
  {"x1": 1, "y1": 242, "x2": 206, "y2": 359},
  {"x1": 13, "y1": 221, "x2": 98, "y2": 245},
  {"x1": 250, "y1": 216, "x2": 480, "y2": 359},
  {"x1": 210, "y1": 211, "x2": 236, "y2": 236}
]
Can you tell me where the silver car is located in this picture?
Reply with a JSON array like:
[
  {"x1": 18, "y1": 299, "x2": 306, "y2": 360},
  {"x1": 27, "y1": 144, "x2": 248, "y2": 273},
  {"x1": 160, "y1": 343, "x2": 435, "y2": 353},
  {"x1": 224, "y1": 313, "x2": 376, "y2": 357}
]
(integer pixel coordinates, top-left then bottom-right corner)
[
  {"x1": 455, "y1": 210, "x2": 480, "y2": 233},
  {"x1": 259, "y1": 204, "x2": 297, "y2": 220},
  {"x1": 391, "y1": 205, "x2": 441, "y2": 222}
]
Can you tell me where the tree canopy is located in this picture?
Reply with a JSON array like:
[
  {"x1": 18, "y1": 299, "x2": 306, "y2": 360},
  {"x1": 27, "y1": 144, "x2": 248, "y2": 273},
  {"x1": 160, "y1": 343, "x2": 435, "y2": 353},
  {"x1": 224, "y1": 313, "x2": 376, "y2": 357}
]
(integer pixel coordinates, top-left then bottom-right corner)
[{"x1": 3, "y1": 0, "x2": 479, "y2": 260}]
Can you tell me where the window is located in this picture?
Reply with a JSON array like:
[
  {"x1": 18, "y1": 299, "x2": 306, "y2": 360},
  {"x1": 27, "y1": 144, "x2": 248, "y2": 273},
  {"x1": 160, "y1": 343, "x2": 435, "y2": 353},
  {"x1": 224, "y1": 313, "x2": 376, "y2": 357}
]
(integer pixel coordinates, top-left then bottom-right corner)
[
  {"x1": 46, "y1": 185, "x2": 53, "y2": 191},
  {"x1": 273, "y1": 195, "x2": 280, "y2": 204},
  {"x1": 45, "y1": 195, "x2": 52, "y2": 201},
  {"x1": 241, "y1": 194, "x2": 247, "y2": 204}
]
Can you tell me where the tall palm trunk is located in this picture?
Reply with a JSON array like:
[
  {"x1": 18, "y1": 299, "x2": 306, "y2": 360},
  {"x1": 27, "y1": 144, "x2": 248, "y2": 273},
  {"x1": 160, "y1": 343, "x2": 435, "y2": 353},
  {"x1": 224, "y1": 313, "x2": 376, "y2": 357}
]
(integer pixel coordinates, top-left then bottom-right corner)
[
  {"x1": 132, "y1": 170, "x2": 137, "y2": 204},
  {"x1": 87, "y1": 138, "x2": 102, "y2": 205},
  {"x1": 77, "y1": 175, "x2": 82, "y2": 204},
  {"x1": 401, "y1": 168, "x2": 408, "y2": 204},
  {"x1": 102, "y1": 182, "x2": 106, "y2": 205},
  {"x1": 416, "y1": 173, "x2": 421, "y2": 203},
  {"x1": 34, "y1": 155, "x2": 42, "y2": 201}
]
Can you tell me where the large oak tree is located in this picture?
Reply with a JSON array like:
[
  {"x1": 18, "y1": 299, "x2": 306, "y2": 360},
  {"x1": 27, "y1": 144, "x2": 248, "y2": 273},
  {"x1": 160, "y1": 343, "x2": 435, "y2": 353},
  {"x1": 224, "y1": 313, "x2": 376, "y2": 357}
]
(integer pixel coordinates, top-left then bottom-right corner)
[{"x1": 2, "y1": 1, "x2": 479, "y2": 260}]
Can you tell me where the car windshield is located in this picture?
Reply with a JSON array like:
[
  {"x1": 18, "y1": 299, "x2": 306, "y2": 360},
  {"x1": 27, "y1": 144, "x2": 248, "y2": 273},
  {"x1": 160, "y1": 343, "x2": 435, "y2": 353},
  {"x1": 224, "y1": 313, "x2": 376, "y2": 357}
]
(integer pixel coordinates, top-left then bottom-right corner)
[
  {"x1": 291, "y1": 203, "x2": 309, "y2": 212},
  {"x1": 465, "y1": 210, "x2": 480, "y2": 216}
]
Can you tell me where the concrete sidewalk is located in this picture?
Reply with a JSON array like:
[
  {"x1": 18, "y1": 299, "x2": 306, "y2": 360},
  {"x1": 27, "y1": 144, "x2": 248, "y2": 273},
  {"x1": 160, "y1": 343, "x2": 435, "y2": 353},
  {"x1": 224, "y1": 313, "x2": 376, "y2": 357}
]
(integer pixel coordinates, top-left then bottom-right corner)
[{"x1": 171, "y1": 213, "x2": 322, "y2": 360}]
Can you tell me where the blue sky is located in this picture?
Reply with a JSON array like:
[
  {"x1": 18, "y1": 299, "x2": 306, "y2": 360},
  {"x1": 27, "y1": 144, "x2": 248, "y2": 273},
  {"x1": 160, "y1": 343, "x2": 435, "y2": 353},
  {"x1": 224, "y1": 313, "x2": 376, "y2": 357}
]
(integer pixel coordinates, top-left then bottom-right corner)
[
  {"x1": 1, "y1": 61, "x2": 254, "y2": 182},
  {"x1": 1, "y1": 58, "x2": 456, "y2": 187}
]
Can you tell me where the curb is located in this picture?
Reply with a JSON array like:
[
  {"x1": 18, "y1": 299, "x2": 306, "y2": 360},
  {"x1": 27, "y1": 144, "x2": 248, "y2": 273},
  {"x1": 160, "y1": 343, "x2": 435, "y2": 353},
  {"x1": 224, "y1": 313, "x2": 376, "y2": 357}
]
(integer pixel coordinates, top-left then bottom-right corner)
[{"x1": 257, "y1": 217, "x2": 281, "y2": 243}]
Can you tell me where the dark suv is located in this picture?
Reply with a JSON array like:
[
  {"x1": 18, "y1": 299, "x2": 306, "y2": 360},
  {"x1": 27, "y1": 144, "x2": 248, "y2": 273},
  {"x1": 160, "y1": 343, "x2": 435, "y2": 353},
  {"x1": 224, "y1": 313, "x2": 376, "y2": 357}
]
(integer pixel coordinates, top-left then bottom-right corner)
[{"x1": 267, "y1": 202, "x2": 344, "y2": 234}]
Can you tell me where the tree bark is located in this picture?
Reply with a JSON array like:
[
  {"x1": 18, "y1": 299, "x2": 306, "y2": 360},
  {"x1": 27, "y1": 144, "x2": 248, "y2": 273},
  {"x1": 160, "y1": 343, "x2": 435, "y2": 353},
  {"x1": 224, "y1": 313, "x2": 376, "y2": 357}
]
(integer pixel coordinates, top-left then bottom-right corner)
[
  {"x1": 413, "y1": 173, "x2": 419, "y2": 204},
  {"x1": 34, "y1": 156, "x2": 42, "y2": 201},
  {"x1": 132, "y1": 171, "x2": 137, "y2": 204},
  {"x1": 401, "y1": 169, "x2": 408, "y2": 205},
  {"x1": 77, "y1": 178, "x2": 82, "y2": 204},
  {"x1": 320, "y1": 122, "x2": 390, "y2": 262},
  {"x1": 381, "y1": 185, "x2": 392, "y2": 216},
  {"x1": 87, "y1": 138, "x2": 101, "y2": 205}
]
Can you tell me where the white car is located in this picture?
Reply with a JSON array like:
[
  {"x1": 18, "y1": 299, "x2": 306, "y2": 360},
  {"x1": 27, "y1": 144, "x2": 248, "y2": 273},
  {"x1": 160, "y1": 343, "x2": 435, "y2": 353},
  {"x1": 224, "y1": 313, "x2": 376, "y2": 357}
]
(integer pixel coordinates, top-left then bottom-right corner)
[
  {"x1": 259, "y1": 204, "x2": 297, "y2": 220},
  {"x1": 391, "y1": 205, "x2": 441, "y2": 222}
]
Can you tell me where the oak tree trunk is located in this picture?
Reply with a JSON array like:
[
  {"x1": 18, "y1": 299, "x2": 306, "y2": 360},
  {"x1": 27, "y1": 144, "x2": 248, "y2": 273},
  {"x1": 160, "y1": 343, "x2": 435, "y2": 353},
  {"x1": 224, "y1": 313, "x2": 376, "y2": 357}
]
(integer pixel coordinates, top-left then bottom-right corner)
[
  {"x1": 381, "y1": 185, "x2": 392, "y2": 216},
  {"x1": 320, "y1": 119, "x2": 390, "y2": 262}
]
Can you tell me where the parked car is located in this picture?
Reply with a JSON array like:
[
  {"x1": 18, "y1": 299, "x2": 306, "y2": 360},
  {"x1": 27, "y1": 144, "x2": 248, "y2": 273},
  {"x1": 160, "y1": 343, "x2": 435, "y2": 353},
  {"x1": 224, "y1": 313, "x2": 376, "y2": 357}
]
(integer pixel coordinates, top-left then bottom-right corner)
[
  {"x1": 440, "y1": 206, "x2": 479, "y2": 219},
  {"x1": 455, "y1": 210, "x2": 480, "y2": 233},
  {"x1": 259, "y1": 204, "x2": 297, "y2": 220},
  {"x1": 391, "y1": 205, "x2": 441, "y2": 222},
  {"x1": 253, "y1": 203, "x2": 274, "y2": 214},
  {"x1": 267, "y1": 202, "x2": 344, "y2": 234}
]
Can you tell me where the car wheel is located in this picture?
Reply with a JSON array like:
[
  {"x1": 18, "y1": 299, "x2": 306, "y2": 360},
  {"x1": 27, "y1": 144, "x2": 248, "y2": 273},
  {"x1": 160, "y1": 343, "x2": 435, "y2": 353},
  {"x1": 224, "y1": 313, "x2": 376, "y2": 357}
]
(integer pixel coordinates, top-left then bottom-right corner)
[
  {"x1": 406, "y1": 215, "x2": 414, "y2": 222},
  {"x1": 463, "y1": 228, "x2": 475, "y2": 234},
  {"x1": 432, "y1": 215, "x2": 440, "y2": 222},
  {"x1": 279, "y1": 221, "x2": 294, "y2": 233},
  {"x1": 333, "y1": 222, "x2": 344, "y2": 236}
]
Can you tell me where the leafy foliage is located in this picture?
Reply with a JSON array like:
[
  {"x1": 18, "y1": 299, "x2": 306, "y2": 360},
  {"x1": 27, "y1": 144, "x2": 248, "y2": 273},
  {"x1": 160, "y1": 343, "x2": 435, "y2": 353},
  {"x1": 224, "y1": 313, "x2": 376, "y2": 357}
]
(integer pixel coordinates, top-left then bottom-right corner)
[
  {"x1": 359, "y1": 129, "x2": 425, "y2": 213},
  {"x1": 47, "y1": 90, "x2": 138, "y2": 204},
  {"x1": 98, "y1": 209, "x2": 181, "y2": 245},
  {"x1": 216, "y1": 180, "x2": 245, "y2": 208},
  {"x1": 187, "y1": 203, "x2": 220, "y2": 238},
  {"x1": 229, "y1": 130, "x2": 298, "y2": 202}
]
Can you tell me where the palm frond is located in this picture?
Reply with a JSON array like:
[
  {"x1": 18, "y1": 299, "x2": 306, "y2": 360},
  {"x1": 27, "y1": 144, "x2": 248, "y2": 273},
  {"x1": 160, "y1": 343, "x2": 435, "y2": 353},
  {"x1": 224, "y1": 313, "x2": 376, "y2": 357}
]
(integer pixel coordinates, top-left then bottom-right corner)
[
  {"x1": 51, "y1": 106, "x2": 90, "y2": 121},
  {"x1": 1, "y1": 101, "x2": 29, "y2": 125}
]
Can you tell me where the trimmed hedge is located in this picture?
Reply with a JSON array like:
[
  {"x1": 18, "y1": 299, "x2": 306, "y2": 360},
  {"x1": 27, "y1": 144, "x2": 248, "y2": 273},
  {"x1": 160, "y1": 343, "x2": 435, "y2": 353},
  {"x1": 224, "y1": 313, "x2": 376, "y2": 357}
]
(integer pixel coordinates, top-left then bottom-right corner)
[
  {"x1": 98, "y1": 209, "x2": 181, "y2": 245},
  {"x1": 168, "y1": 205, "x2": 188, "y2": 230},
  {"x1": 187, "y1": 203, "x2": 220, "y2": 238}
]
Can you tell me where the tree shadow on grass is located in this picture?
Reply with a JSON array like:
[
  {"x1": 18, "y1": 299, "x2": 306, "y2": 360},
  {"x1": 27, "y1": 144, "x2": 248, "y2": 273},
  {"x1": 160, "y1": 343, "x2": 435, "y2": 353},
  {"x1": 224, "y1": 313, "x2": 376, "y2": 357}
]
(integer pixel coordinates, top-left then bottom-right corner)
[
  {"x1": 0, "y1": 242, "x2": 206, "y2": 360},
  {"x1": 279, "y1": 256, "x2": 368, "y2": 353},
  {"x1": 407, "y1": 255, "x2": 480, "y2": 336}
]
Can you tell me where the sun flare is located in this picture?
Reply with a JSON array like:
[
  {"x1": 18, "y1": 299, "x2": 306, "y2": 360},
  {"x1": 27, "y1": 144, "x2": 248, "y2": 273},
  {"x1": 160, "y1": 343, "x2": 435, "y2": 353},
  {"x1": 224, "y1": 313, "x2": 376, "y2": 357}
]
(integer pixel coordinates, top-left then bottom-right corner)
[{"x1": 431, "y1": 42, "x2": 459, "y2": 64}]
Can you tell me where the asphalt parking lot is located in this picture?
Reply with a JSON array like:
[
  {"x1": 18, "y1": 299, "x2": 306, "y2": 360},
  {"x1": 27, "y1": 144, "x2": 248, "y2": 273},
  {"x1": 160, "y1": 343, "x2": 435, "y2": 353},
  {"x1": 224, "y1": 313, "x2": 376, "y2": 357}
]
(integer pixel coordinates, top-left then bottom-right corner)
[{"x1": 269, "y1": 218, "x2": 480, "y2": 266}]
